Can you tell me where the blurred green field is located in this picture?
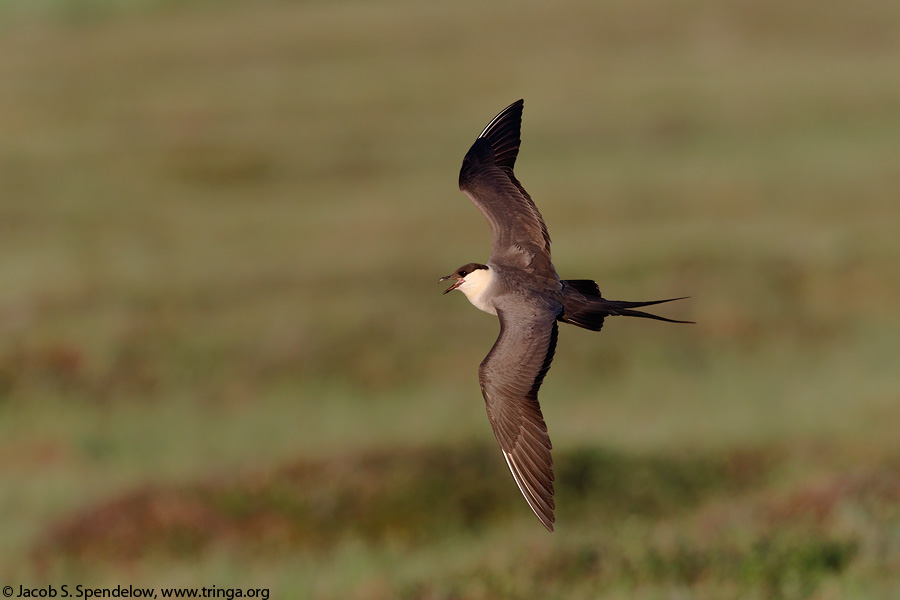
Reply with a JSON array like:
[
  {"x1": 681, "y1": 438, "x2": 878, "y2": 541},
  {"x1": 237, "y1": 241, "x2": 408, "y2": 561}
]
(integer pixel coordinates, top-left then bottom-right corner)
[{"x1": 2, "y1": 0, "x2": 900, "y2": 597}]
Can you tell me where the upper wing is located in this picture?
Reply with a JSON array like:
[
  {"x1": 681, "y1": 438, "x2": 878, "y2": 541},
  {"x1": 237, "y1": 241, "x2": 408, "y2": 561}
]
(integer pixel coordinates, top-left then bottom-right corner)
[
  {"x1": 459, "y1": 100, "x2": 554, "y2": 276},
  {"x1": 478, "y1": 305, "x2": 560, "y2": 531}
]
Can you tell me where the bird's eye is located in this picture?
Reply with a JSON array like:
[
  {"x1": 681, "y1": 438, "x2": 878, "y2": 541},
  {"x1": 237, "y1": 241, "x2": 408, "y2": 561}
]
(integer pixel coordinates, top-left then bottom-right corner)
[{"x1": 460, "y1": 270, "x2": 468, "y2": 277}]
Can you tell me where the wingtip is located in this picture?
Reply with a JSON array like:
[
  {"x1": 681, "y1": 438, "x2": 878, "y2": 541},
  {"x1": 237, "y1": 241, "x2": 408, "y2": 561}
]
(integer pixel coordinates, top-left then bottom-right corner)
[
  {"x1": 532, "y1": 507, "x2": 556, "y2": 532},
  {"x1": 471, "y1": 99, "x2": 525, "y2": 172},
  {"x1": 500, "y1": 447, "x2": 557, "y2": 533},
  {"x1": 477, "y1": 99, "x2": 524, "y2": 139}
]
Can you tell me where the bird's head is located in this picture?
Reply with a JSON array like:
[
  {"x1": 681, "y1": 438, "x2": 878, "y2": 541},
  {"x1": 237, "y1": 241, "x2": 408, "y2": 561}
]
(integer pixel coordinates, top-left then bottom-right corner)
[{"x1": 439, "y1": 263, "x2": 489, "y2": 295}]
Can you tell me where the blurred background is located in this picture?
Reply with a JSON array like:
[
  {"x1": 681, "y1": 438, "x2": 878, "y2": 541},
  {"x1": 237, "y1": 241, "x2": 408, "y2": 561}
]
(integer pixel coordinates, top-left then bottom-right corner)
[{"x1": 1, "y1": 0, "x2": 899, "y2": 597}]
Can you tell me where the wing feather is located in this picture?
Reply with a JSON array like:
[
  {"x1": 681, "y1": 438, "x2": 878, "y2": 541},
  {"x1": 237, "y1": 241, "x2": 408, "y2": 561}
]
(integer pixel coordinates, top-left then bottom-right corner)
[
  {"x1": 479, "y1": 307, "x2": 559, "y2": 531},
  {"x1": 459, "y1": 100, "x2": 555, "y2": 277}
]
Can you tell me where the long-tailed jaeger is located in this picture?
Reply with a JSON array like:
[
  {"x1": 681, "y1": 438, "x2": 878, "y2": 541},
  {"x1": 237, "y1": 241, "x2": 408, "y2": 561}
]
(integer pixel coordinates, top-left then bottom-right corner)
[{"x1": 440, "y1": 99, "x2": 692, "y2": 532}]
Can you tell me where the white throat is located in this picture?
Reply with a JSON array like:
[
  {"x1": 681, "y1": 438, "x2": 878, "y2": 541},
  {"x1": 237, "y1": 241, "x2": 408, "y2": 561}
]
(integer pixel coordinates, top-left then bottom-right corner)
[{"x1": 457, "y1": 266, "x2": 497, "y2": 315}]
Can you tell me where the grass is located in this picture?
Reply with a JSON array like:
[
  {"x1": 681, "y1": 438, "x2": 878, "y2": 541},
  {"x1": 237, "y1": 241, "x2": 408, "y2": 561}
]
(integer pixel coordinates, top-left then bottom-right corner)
[{"x1": 1, "y1": 0, "x2": 900, "y2": 597}]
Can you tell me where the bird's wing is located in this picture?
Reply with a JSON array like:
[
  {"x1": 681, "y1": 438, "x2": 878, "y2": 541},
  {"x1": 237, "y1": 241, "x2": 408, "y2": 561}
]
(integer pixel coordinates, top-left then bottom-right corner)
[
  {"x1": 479, "y1": 304, "x2": 560, "y2": 531},
  {"x1": 459, "y1": 100, "x2": 555, "y2": 277}
]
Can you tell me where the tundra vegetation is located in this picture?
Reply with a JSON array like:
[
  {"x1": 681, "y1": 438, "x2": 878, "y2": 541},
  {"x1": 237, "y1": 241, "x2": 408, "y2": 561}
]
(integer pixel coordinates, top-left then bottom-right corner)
[{"x1": 1, "y1": 0, "x2": 899, "y2": 598}]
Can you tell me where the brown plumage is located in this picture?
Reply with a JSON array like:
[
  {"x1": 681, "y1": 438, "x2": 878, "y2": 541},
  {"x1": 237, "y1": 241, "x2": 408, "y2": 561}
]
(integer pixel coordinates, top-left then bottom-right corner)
[{"x1": 442, "y1": 99, "x2": 692, "y2": 531}]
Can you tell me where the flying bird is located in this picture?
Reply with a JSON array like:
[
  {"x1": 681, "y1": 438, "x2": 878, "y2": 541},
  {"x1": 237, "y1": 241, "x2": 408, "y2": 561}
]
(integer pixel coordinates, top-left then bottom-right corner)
[{"x1": 441, "y1": 99, "x2": 692, "y2": 532}]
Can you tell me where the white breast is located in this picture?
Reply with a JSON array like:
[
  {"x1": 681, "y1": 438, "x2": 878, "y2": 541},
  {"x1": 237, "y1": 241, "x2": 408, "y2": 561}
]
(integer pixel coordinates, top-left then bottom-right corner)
[{"x1": 457, "y1": 267, "x2": 497, "y2": 315}]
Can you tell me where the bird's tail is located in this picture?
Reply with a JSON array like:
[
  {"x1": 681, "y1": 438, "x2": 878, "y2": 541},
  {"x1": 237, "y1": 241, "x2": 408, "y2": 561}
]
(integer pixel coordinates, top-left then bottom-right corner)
[{"x1": 559, "y1": 279, "x2": 694, "y2": 332}]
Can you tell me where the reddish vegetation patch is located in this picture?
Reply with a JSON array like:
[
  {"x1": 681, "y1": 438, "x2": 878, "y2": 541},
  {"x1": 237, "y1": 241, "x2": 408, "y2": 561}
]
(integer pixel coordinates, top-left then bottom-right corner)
[
  {"x1": 33, "y1": 444, "x2": 508, "y2": 565},
  {"x1": 37, "y1": 487, "x2": 242, "y2": 563},
  {"x1": 35, "y1": 443, "x2": 898, "y2": 570},
  {"x1": 765, "y1": 459, "x2": 900, "y2": 526},
  {"x1": 0, "y1": 341, "x2": 86, "y2": 394},
  {"x1": 694, "y1": 456, "x2": 900, "y2": 542},
  {"x1": 767, "y1": 477, "x2": 857, "y2": 525},
  {"x1": 0, "y1": 439, "x2": 72, "y2": 470}
]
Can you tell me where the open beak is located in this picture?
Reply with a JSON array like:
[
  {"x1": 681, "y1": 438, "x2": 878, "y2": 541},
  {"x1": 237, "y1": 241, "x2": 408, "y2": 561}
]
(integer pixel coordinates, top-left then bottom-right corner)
[{"x1": 440, "y1": 274, "x2": 463, "y2": 294}]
